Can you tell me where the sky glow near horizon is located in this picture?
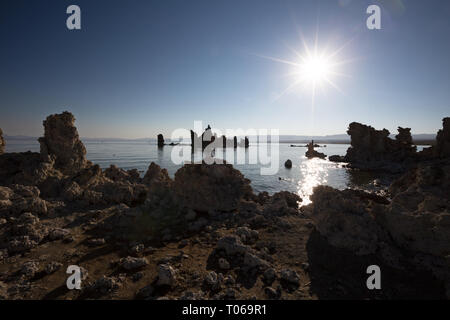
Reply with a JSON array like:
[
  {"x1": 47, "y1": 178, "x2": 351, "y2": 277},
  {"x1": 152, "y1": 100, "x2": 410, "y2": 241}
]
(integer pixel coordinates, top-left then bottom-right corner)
[{"x1": 1, "y1": 0, "x2": 449, "y2": 139}]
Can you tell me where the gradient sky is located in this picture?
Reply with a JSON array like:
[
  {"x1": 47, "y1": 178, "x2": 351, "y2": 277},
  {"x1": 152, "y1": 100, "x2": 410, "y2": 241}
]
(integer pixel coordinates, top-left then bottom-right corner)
[{"x1": 1, "y1": 0, "x2": 449, "y2": 138}]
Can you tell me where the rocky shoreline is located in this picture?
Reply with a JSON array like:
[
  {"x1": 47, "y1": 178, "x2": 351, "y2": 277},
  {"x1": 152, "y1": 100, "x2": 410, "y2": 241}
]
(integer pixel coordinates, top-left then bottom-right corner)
[{"x1": 0, "y1": 112, "x2": 449, "y2": 300}]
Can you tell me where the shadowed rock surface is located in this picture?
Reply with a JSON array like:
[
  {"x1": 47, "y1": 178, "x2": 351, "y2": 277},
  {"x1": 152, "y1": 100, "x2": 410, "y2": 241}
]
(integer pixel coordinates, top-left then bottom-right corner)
[
  {"x1": 343, "y1": 123, "x2": 416, "y2": 172},
  {"x1": 435, "y1": 117, "x2": 450, "y2": 158},
  {"x1": 307, "y1": 158, "x2": 450, "y2": 297},
  {"x1": 0, "y1": 128, "x2": 5, "y2": 154}
]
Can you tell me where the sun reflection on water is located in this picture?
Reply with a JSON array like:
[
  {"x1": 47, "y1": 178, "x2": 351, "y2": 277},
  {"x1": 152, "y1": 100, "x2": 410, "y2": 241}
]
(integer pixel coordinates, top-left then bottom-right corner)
[{"x1": 297, "y1": 158, "x2": 329, "y2": 206}]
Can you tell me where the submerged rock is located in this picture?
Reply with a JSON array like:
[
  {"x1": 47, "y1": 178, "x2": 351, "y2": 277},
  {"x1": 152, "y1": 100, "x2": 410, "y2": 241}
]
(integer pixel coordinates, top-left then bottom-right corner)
[{"x1": 284, "y1": 159, "x2": 292, "y2": 168}]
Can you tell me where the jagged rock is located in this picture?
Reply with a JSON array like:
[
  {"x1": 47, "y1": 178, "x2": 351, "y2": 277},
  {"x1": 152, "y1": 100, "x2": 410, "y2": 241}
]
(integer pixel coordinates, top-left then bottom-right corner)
[
  {"x1": 120, "y1": 256, "x2": 149, "y2": 271},
  {"x1": 435, "y1": 118, "x2": 450, "y2": 158},
  {"x1": 396, "y1": 127, "x2": 413, "y2": 145},
  {"x1": 0, "y1": 185, "x2": 48, "y2": 217},
  {"x1": 173, "y1": 163, "x2": 253, "y2": 212},
  {"x1": 284, "y1": 159, "x2": 292, "y2": 168},
  {"x1": 156, "y1": 264, "x2": 176, "y2": 287},
  {"x1": 280, "y1": 269, "x2": 300, "y2": 285},
  {"x1": 309, "y1": 186, "x2": 386, "y2": 255},
  {"x1": 92, "y1": 276, "x2": 120, "y2": 294},
  {"x1": 0, "y1": 128, "x2": 5, "y2": 154},
  {"x1": 384, "y1": 162, "x2": 450, "y2": 258},
  {"x1": 235, "y1": 227, "x2": 259, "y2": 244},
  {"x1": 10, "y1": 212, "x2": 48, "y2": 242},
  {"x1": 7, "y1": 236, "x2": 38, "y2": 254},
  {"x1": 203, "y1": 271, "x2": 223, "y2": 291},
  {"x1": 262, "y1": 191, "x2": 301, "y2": 216},
  {"x1": 38, "y1": 111, "x2": 87, "y2": 173},
  {"x1": 104, "y1": 165, "x2": 141, "y2": 184},
  {"x1": 216, "y1": 235, "x2": 249, "y2": 256},
  {"x1": 243, "y1": 252, "x2": 269, "y2": 270},
  {"x1": 343, "y1": 122, "x2": 416, "y2": 171},
  {"x1": 143, "y1": 162, "x2": 170, "y2": 187},
  {"x1": 309, "y1": 160, "x2": 450, "y2": 292},
  {"x1": 62, "y1": 181, "x2": 83, "y2": 201}
]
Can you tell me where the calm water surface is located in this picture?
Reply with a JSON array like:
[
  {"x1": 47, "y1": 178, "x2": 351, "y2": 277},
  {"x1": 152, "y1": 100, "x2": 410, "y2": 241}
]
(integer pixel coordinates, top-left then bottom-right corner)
[{"x1": 5, "y1": 138, "x2": 427, "y2": 204}]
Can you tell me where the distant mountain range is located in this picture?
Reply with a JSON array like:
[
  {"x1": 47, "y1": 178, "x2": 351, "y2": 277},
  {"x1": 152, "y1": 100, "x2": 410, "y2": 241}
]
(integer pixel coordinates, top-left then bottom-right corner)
[{"x1": 5, "y1": 133, "x2": 437, "y2": 144}]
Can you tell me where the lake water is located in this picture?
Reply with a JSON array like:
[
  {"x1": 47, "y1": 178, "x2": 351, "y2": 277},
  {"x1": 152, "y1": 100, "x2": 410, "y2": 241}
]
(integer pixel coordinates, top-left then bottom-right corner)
[{"x1": 4, "y1": 138, "x2": 428, "y2": 204}]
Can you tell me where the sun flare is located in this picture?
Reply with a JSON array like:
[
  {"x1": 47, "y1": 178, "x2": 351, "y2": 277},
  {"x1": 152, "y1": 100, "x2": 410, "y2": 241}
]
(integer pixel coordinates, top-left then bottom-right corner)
[
  {"x1": 257, "y1": 36, "x2": 352, "y2": 102},
  {"x1": 296, "y1": 53, "x2": 334, "y2": 85}
]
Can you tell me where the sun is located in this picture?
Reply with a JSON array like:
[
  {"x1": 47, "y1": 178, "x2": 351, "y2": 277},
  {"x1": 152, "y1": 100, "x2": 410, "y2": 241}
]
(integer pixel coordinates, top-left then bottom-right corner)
[
  {"x1": 255, "y1": 36, "x2": 352, "y2": 101},
  {"x1": 297, "y1": 53, "x2": 334, "y2": 85}
]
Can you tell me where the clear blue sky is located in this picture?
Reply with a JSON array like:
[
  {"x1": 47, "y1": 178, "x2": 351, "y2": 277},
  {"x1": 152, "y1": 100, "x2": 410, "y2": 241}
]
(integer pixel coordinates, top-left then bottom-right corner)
[{"x1": 1, "y1": 0, "x2": 449, "y2": 138}]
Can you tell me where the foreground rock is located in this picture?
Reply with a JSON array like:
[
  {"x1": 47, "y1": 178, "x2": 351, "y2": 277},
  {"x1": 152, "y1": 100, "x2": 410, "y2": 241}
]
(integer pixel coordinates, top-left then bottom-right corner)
[
  {"x1": 173, "y1": 164, "x2": 253, "y2": 212},
  {"x1": 435, "y1": 117, "x2": 450, "y2": 158},
  {"x1": 38, "y1": 111, "x2": 87, "y2": 174},
  {"x1": 308, "y1": 158, "x2": 450, "y2": 296}
]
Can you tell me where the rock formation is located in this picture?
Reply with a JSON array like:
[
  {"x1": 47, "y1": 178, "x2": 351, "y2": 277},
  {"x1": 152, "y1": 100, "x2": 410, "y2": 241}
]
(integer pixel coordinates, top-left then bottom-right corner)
[
  {"x1": 284, "y1": 159, "x2": 292, "y2": 168},
  {"x1": 174, "y1": 163, "x2": 253, "y2": 212},
  {"x1": 435, "y1": 117, "x2": 450, "y2": 158},
  {"x1": 0, "y1": 128, "x2": 5, "y2": 154},
  {"x1": 233, "y1": 136, "x2": 237, "y2": 149},
  {"x1": 328, "y1": 122, "x2": 417, "y2": 172},
  {"x1": 38, "y1": 112, "x2": 87, "y2": 174},
  {"x1": 157, "y1": 134, "x2": 165, "y2": 148},
  {"x1": 245, "y1": 137, "x2": 249, "y2": 148},
  {"x1": 305, "y1": 141, "x2": 326, "y2": 159},
  {"x1": 308, "y1": 158, "x2": 450, "y2": 296}
]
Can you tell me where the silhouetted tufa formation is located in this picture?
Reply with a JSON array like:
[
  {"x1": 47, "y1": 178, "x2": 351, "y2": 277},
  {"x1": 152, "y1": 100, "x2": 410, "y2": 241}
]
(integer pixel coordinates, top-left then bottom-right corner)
[
  {"x1": 329, "y1": 122, "x2": 417, "y2": 172},
  {"x1": 435, "y1": 117, "x2": 450, "y2": 158},
  {"x1": 305, "y1": 140, "x2": 326, "y2": 159},
  {"x1": 0, "y1": 128, "x2": 5, "y2": 154},
  {"x1": 157, "y1": 134, "x2": 165, "y2": 148},
  {"x1": 38, "y1": 111, "x2": 87, "y2": 174},
  {"x1": 245, "y1": 137, "x2": 249, "y2": 148},
  {"x1": 329, "y1": 118, "x2": 450, "y2": 173}
]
